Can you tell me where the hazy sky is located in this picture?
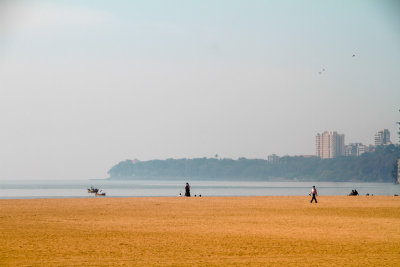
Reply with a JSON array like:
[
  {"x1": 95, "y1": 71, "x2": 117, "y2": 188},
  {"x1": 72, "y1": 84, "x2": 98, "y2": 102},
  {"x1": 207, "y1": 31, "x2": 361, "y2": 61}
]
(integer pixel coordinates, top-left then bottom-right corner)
[{"x1": 1, "y1": 0, "x2": 399, "y2": 180}]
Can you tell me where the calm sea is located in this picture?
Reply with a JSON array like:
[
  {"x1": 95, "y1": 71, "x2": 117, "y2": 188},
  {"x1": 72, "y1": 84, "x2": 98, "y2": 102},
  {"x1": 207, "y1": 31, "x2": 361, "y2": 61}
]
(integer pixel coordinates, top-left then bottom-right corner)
[{"x1": 0, "y1": 179, "x2": 399, "y2": 199}]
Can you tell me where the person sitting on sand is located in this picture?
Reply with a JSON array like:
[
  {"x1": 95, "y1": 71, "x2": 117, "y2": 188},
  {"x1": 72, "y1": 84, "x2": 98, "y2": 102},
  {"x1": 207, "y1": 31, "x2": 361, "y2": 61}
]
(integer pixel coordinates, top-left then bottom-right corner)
[
  {"x1": 310, "y1": 185, "x2": 318, "y2": 203},
  {"x1": 349, "y1": 190, "x2": 359, "y2": 196},
  {"x1": 185, "y1": 182, "x2": 191, "y2": 197}
]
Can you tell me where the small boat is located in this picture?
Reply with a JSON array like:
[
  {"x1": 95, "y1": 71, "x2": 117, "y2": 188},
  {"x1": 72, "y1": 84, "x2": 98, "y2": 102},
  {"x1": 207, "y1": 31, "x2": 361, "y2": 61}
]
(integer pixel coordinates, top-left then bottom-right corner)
[
  {"x1": 95, "y1": 190, "x2": 106, "y2": 196},
  {"x1": 88, "y1": 187, "x2": 99, "y2": 193}
]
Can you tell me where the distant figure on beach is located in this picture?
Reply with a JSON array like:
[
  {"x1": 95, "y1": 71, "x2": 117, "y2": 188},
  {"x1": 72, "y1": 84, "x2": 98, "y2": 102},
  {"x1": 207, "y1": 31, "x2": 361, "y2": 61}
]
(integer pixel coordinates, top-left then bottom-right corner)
[
  {"x1": 310, "y1": 185, "x2": 318, "y2": 203},
  {"x1": 185, "y1": 182, "x2": 191, "y2": 197},
  {"x1": 349, "y1": 189, "x2": 359, "y2": 196}
]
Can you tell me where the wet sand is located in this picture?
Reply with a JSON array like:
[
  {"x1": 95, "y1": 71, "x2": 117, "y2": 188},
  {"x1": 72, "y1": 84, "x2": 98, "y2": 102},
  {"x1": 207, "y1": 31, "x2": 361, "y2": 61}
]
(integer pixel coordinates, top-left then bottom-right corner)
[{"x1": 1, "y1": 196, "x2": 399, "y2": 266}]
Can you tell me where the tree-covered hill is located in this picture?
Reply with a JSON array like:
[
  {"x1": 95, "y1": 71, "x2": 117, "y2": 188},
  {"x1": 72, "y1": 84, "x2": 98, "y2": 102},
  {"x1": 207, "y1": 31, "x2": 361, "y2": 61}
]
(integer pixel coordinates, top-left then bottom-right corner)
[{"x1": 108, "y1": 145, "x2": 400, "y2": 182}]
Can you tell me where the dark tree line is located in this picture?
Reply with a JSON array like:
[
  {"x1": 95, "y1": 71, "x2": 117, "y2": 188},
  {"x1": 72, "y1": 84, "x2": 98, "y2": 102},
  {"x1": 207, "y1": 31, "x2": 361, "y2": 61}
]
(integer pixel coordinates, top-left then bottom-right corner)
[{"x1": 108, "y1": 145, "x2": 400, "y2": 182}]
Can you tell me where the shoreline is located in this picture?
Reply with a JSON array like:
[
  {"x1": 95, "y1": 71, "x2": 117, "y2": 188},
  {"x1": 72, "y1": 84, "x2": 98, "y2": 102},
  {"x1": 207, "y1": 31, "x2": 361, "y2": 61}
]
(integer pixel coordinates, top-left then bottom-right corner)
[{"x1": 1, "y1": 193, "x2": 399, "y2": 200}]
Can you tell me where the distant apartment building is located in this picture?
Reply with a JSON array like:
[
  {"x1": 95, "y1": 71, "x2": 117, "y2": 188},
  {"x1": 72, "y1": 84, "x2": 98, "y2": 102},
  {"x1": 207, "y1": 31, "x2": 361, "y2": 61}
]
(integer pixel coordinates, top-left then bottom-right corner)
[
  {"x1": 267, "y1": 154, "x2": 280, "y2": 164},
  {"x1": 316, "y1": 131, "x2": 345, "y2": 159},
  {"x1": 344, "y1": 143, "x2": 366, "y2": 157},
  {"x1": 374, "y1": 129, "x2": 391, "y2": 146}
]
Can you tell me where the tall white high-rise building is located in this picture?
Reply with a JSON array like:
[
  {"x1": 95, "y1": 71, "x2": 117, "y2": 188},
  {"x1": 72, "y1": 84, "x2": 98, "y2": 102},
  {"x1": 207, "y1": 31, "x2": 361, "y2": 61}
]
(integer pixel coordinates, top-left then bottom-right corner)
[
  {"x1": 374, "y1": 129, "x2": 391, "y2": 146},
  {"x1": 316, "y1": 131, "x2": 345, "y2": 159}
]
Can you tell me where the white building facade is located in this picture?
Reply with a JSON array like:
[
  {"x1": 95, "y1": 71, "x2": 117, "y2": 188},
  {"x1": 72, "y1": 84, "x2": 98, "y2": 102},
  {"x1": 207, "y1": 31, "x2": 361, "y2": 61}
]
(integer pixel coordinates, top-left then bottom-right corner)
[{"x1": 316, "y1": 131, "x2": 345, "y2": 159}]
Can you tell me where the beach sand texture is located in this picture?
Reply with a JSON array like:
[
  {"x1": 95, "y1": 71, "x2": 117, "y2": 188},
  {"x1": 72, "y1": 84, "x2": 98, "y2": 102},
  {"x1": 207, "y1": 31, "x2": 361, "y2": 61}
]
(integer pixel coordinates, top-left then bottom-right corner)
[{"x1": 1, "y1": 196, "x2": 399, "y2": 266}]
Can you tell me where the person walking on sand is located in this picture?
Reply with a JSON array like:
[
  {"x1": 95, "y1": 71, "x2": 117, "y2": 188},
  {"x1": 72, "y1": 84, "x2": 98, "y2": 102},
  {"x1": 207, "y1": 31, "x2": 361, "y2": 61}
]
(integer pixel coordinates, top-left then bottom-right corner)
[
  {"x1": 185, "y1": 182, "x2": 191, "y2": 197},
  {"x1": 310, "y1": 185, "x2": 318, "y2": 203}
]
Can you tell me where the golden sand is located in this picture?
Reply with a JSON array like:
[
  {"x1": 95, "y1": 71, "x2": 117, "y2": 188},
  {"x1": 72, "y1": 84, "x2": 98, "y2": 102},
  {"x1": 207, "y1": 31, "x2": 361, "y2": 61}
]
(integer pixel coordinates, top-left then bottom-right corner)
[{"x1": 1, "y1": 196, "x2": 399, "y2": 266}]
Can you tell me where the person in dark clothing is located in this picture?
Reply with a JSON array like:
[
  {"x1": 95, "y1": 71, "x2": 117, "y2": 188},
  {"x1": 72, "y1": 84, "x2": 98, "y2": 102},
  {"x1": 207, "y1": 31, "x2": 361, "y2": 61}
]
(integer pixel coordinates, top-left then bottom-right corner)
[
  {"x1": 310, "y1": 185, "x2": 318, "y2": 203},
  {"x1": 185, "y1": 182, "x2": 191, "y2": 197},
  {"x1": 349, "y1": 189, "x2": 359, "y2": 196}
]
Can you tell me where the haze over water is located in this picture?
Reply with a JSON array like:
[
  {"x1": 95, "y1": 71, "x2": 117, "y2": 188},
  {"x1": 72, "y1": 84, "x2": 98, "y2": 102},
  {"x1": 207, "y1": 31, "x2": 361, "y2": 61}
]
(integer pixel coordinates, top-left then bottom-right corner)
[{"x1": 1, "y1": 1, "x2": 399, "y2": 180}]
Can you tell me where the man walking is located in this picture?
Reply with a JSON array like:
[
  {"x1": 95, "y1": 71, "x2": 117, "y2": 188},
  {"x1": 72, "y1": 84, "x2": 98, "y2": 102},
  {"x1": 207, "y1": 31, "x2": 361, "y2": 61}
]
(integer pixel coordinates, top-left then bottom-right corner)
[{"x1": 310, "y1": 185, "x2": 318, "y2": 203}]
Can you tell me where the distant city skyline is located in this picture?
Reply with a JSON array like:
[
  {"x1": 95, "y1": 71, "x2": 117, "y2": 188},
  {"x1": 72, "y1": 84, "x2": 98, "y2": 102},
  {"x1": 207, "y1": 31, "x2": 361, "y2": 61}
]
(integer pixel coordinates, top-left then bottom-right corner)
[
  {"x1": 314, "y1": 128, "x2": 395, "y2": 159},
  {"x1": 1, "y1": 0, "x2": 399, "y2": 179}
]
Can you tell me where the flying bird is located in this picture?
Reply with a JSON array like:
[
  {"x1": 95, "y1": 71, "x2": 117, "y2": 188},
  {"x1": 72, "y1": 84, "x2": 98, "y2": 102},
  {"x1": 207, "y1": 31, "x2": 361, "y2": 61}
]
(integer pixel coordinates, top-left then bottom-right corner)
[{"x1": 352, "y1": 54, "x2": 356, "y2": 57}]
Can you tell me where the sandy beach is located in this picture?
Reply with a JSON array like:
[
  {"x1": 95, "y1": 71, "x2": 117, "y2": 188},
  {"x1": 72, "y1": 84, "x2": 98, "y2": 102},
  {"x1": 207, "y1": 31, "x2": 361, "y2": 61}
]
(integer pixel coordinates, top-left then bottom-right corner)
[{"x1": 1, "y1": 196, "x2": 399, "y2": 266}]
